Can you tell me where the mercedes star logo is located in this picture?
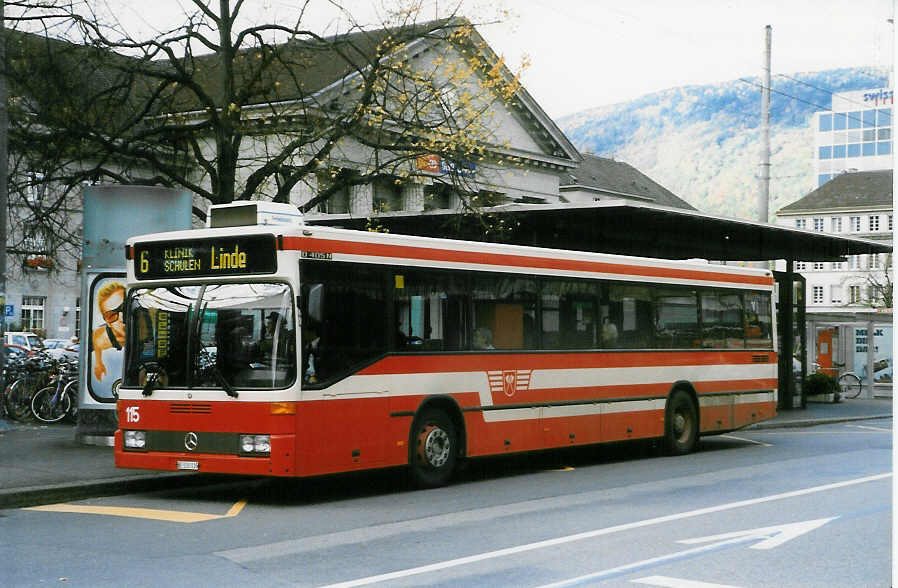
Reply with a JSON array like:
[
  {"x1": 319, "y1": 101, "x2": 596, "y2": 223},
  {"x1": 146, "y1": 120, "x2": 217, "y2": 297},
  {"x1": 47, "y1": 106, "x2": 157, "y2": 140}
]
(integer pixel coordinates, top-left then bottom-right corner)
[{"x1": 184, "y1": 431, "x2": 199, "y2": 452}]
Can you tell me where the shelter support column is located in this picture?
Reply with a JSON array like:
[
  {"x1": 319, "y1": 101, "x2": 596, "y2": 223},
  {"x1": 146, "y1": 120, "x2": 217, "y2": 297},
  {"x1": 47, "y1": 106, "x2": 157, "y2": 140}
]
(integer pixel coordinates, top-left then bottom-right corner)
[{"x1": 864, "y1": 319, "x2": 875, "y2": 399}]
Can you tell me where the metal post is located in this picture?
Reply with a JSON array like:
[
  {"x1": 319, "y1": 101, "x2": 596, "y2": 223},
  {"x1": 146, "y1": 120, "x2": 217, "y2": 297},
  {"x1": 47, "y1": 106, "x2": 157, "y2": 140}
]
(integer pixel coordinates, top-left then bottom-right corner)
[
  {"x1": 780, "y1": 260, "x2": 795, "y2": 410},
  {"x1": 758, "y1": 25, "x2": 771, "y2": 224},
  {"x1": 865, "y1": 319, "x2": 875, "y2": 399}
]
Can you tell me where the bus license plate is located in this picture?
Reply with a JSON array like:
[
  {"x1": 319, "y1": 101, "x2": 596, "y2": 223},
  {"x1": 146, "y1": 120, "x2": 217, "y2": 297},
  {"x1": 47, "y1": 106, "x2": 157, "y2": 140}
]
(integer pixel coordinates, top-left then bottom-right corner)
[{"x1": 177, "y1": 460, "x2": 199, "y2": 471}]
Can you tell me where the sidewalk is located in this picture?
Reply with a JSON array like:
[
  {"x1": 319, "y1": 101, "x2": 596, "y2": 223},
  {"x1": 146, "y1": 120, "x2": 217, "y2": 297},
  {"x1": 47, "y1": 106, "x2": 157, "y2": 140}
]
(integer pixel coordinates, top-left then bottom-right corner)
[
  {"x1": 0, "y1": 420, "x2": 219, "y2": 509},
  {"x1": 0, "y1": 398, "x2": 892, "y2": 509}
]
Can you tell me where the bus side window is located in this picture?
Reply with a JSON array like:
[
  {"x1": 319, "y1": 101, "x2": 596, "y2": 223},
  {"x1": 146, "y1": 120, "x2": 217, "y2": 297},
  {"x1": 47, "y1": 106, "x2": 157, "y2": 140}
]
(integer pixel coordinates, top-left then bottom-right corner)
[
  {"x1": 653, "y1": 287, "x2": 699, "y2": 349},
  {"x1": 394, "y1": 269, "x2": 469, "y2": 352},
  {"x1": 609, "y1": 285, "x2": 655, "y2": 349},
  {"x1": 472, "y1": 274, "x2": 537, "y2": 350}
]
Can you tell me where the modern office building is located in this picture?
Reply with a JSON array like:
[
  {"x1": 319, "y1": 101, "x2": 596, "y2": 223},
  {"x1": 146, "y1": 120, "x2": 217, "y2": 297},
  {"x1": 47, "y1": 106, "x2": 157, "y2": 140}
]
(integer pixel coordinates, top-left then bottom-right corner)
[{"x1": 814, "y1": 88, "x2": 893, "y2": 186}]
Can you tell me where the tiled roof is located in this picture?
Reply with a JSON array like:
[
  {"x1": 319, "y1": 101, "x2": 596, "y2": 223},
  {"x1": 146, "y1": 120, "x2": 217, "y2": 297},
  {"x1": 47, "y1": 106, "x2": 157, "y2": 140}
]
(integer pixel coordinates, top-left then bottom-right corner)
[
  {"x1": 562, "y1": 154, "x2": 696, "y2": 210},
  {"x1": 779, "y1": 170, "x2": 892, "y2": 212},
  {"x1": 178, "y1": 20, "x2": 455, "y2": 109}
]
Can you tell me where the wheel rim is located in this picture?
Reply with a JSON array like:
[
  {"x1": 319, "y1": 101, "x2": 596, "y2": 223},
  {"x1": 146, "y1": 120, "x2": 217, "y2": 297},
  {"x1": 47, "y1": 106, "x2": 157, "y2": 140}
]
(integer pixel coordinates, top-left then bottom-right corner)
[
  {"x1": 417, "y1": 424, "x2": 451, "y2": 468},
  {"x1": 673, "y1": 407, "x2": 691, "y2": 443}
]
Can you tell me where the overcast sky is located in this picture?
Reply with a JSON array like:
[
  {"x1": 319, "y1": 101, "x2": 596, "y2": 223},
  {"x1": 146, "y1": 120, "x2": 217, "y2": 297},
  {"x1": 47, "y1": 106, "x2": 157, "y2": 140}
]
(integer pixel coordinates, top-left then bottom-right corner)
[{"x1": 102, "y1": 0, "x2": 895, "y2": 119}]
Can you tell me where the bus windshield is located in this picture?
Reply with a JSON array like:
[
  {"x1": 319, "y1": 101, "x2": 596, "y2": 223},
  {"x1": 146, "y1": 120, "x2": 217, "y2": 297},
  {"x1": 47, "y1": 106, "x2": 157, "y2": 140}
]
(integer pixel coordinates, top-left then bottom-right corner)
[{"x1": 124, "y1": 283, "x2": 296, "y2": 390}]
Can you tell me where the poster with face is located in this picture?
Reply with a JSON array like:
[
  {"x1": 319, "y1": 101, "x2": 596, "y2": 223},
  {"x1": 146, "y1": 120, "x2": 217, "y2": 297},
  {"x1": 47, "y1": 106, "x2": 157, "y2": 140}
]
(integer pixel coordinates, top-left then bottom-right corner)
[{"x1": 88, "y1": 275, "x2": 126, "y2": 400}]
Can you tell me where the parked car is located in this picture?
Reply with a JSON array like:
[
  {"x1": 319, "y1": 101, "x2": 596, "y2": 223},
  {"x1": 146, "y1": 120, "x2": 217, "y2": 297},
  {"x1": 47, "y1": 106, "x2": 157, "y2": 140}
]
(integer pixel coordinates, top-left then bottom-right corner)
[
  {"x1": 43, "y1": 338, "x2": 79, "y2": 359},
  {"x1": 4, "y1": 343, "x2": 31, "y2": 361},
  {"x1": 4, "y1": 332, "x2": 44, "y2": 352}
]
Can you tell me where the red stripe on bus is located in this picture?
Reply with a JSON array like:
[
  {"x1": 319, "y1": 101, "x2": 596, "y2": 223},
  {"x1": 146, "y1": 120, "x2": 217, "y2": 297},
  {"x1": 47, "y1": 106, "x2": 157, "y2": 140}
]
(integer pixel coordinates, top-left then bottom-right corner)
[
  {"x1": 283, "y1": 236, "x2": 774, "y2": 286},
  {"x1": 356, "y1": 351, "x2": 777, "y2": 375}
]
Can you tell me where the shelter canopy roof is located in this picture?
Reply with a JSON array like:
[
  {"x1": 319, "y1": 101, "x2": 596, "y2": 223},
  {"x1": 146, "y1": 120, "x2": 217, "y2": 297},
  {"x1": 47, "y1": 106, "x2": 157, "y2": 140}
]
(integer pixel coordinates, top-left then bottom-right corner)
[{"x1": 308, "y1": 200, "x2": 891, "y2": 262}]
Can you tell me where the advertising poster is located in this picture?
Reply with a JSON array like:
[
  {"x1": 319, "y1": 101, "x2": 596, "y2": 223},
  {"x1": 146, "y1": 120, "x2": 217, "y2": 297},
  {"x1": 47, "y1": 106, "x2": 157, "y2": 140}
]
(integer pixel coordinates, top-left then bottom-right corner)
[
  {"x1": 854, "y1": 326, "x2": 893, "y2": 384},
  {"x1": 88, "y1": 275, "x2": 126, "y2": 400}
]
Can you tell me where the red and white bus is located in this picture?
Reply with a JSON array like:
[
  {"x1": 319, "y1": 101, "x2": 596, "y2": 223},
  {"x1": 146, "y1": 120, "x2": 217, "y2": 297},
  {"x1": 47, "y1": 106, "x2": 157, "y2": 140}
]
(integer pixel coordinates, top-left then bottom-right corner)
[{"x1": 115, "y1": 201, "x2": 777, "y2": 487}]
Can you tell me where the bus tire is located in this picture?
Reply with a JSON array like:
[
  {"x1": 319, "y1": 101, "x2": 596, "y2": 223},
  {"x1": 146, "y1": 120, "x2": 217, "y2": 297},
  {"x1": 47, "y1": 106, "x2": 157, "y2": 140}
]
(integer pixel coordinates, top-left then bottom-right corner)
[
  {"x1": 663, "y1": 389, "x2": 698, "y2": 455},
  {"x1": 410, "y1": 408, "x2": 457, "y2": 488}
]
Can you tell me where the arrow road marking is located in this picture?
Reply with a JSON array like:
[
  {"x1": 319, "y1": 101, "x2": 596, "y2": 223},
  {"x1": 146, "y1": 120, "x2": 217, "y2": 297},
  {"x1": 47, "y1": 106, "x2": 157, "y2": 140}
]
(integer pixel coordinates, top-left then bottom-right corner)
[
  {"x1": 677, "y1": 517, "x2": 837, "y2": 550},
  {"x1": 24, "y1": 498, "x2": 248, "y2": 523},
  {"x1": 536, "y1": 518, "x2": 837, "y2": 587}
]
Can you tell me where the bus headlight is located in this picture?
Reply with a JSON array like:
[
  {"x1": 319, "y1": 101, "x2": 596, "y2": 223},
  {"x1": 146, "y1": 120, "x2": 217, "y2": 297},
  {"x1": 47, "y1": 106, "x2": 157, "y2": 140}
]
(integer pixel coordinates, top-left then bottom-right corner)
[
  {"x1": 240, "y1": 434, "x2": 270, "y2": 455},
  {"x1": 124, "y1": 430, "x2": 147, "y2": 449}
]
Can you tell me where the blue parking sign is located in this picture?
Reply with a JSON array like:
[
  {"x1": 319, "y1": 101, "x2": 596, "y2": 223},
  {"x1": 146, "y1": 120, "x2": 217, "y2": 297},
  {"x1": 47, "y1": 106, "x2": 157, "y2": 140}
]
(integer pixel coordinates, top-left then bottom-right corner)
[{"x1": 3, "y1": 305, "x2": 12, "y2": 317}]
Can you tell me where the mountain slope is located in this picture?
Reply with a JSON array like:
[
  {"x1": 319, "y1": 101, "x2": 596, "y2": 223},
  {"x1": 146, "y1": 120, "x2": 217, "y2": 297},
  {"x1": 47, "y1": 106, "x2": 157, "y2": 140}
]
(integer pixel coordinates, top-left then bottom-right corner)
[{"x1": 557, "y1": 68, "x2": 890, "y2": 219}]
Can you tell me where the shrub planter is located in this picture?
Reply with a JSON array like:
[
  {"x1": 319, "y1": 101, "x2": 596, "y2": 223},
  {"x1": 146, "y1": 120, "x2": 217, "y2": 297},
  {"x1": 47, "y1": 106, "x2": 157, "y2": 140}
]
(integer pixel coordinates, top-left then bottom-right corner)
[{"x1": 804, "y1": 372, "x2": 841, "y2": 403}]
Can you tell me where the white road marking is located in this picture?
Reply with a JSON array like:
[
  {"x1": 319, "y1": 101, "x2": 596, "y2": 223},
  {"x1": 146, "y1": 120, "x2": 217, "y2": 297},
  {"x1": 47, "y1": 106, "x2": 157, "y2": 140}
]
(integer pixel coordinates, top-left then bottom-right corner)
[
  {"x1": 848, "y1": 424, "x2": 891, "y2": 432},
  {"x1": 537, "y1": 518, "x2": 836, "y2": 587},
  {"x1": 319, "y1": 473, "x2": 888, "y2": 587},
  {"x1": 720, "y1": 434, "x2": 772, "y2": 447},
  {"x1": 633, "y1": 576, "x2": 742, "y2": 588}
]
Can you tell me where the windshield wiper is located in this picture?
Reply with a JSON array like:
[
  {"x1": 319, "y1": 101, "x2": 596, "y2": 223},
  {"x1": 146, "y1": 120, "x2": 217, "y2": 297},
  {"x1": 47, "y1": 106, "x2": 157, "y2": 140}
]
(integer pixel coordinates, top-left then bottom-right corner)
[
  {"x1": 140, "y1": 362, "x2": 165, "y2": 397},
  {"x1": 212, "y1": 365, "x2": 238, "y2": 398}
]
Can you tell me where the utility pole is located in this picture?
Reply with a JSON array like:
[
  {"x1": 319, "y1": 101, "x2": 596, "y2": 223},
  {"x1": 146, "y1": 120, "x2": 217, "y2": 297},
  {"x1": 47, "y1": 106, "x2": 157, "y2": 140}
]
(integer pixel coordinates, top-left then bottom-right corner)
[{"x1": 759, "y1": 24, "x2": 771, "y2": 224}]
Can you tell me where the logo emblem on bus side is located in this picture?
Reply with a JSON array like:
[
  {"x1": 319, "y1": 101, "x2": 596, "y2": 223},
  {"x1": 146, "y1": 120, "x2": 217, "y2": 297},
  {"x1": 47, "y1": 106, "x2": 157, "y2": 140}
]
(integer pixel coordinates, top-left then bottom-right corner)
[
  {"x1": 184, "y1": 432, "x2": 199, "y2": 451},
  {"x1": 487, "y1": 370, "x2": 533, "y2": 398}
]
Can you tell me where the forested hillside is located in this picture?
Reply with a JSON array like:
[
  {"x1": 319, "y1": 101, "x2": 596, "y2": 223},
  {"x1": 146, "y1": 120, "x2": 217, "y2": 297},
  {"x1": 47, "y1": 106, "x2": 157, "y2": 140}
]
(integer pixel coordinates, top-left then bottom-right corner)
[{"x1": 557, "y1": 68, "x2": 889, "y2": 219}]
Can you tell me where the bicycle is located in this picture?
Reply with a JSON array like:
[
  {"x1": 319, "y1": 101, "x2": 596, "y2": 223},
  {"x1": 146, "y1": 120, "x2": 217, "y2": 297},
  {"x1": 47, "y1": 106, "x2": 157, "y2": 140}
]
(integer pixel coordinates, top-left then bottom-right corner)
[
  {"x1": 837, "y1": 371, "x2": 862, "y2": 400},
  {"x1": 4, "y1": 351, "x2": 52, "y2": 421},
  {"x1": 31, "y1": 356, "x2": 79, "y2": 423},
  {"x1": 815, "y1": 361, "x2": 862, "y2": 400}
]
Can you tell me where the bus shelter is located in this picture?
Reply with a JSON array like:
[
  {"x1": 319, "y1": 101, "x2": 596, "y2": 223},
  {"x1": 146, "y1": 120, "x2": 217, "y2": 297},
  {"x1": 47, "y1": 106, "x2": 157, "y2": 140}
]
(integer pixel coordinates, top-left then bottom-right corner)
[
  {"x1": 806, "y1": 310, "x2": 892, "y2": 399},
  {"x1": 308, "y1": 199, "x2": 892, "y2": 410}
]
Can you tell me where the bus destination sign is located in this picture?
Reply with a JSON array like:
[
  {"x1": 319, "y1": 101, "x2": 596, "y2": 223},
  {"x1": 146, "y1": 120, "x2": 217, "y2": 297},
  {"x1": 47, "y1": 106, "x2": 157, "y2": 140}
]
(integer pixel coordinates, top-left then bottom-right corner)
[{"x1": 133, "y1": 235, "x2": 277, "y2": 279}]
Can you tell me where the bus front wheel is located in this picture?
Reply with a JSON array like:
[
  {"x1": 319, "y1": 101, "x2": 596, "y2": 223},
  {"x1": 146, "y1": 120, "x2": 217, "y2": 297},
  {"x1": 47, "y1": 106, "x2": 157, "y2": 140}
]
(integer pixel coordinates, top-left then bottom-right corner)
[
  {"x1": 664, "y1": 390, "x2": 698, "y2": 455},
  {"x1": 410, "y1": 408, "x2": 457, "y2": 488}
]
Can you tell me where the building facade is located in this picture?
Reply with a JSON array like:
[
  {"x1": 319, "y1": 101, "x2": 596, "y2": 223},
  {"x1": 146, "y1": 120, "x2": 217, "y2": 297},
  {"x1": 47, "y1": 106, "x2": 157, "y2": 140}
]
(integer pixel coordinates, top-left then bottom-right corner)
[{"x1": 776, "y1": 170, "x2": 892, "y2": 313}]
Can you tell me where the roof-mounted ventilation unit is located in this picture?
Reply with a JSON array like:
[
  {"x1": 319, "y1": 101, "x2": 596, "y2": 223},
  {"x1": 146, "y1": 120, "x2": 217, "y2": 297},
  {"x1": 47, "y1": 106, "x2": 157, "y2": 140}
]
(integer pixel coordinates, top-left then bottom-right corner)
[{"x1": 206, "y1": 201, "x2": 304, "y2": 228}]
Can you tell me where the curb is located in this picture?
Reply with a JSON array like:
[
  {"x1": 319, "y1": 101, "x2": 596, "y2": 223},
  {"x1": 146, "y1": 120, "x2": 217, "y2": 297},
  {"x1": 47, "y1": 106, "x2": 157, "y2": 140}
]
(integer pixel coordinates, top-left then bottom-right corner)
[
  {"x1": 0, "y1": 472, "x2": 222, "y2": 510},
  {"x1": 746, "y1": 413, "x2": 893, "y2": 431}
]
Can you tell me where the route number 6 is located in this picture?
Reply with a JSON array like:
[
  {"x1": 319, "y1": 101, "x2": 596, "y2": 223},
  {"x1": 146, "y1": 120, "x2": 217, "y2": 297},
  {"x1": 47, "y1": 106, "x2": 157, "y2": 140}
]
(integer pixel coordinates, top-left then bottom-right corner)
[
  {"x1": 126, "y1": 406, "x2": 140, "y2": 423},
  {"x1": 139, "y1": 251, "x2": 149, "y2": 273}
]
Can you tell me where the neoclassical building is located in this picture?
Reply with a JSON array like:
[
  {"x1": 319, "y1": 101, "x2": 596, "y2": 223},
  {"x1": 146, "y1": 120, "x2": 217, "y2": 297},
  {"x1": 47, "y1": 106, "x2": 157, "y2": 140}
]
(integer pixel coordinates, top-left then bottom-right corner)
[{"x1": 3, "y1": 20, "x2": 694, "y2": 341}]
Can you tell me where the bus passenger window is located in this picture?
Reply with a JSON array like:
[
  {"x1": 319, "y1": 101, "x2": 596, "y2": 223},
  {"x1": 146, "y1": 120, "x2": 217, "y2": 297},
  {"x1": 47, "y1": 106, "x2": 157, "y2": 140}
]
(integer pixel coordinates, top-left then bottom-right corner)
[
  {"x1": 701, "y1": 291, "x2": 745, "y2": 348},
  {"x1": 394, "y1": 270, "x2": 469, "y2": 351},
  {"x1": 472, "y1": 275, "x2": 537, "y2": 350},
  {"x1": 609, "y1": 284, "x2": 655, "y2": 349},
  {"x1": 744, "y1": 291, "x2": 773, "y2": 348},
  {"x1": 653, "y1": 287, "x2": 699, "y2": 349}
]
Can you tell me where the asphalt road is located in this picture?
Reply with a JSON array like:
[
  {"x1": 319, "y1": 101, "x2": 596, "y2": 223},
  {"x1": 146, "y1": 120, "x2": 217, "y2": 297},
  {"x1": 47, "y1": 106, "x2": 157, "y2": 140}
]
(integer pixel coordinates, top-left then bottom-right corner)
[{"x1": 2, "y1": 418, "x2": 891, "y2": 588}]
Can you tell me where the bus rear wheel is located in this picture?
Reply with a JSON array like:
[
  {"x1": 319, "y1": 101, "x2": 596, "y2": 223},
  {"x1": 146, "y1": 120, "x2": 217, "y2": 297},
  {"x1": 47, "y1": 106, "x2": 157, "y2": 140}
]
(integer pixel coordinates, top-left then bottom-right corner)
[
  {"x1": 410, "y1": 408, "x2": 457, "y2": 488},
  {"x1": 664, "y1": 390, "x2": 698, "y2": 455}
]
